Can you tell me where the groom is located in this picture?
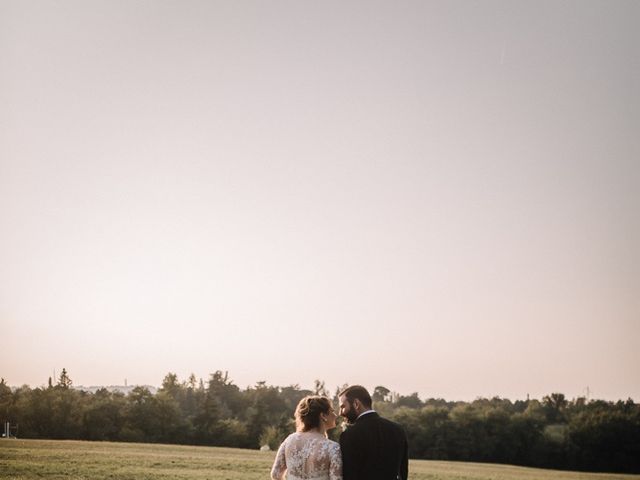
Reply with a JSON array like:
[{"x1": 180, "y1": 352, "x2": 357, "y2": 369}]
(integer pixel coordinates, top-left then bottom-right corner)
[{"x1": 338, "y1": 385, "x2": 409, "y2": 480}]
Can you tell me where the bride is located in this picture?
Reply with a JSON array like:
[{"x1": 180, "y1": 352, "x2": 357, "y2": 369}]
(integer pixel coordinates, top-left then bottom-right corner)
[{"x1": 270, "y1": 395, "x2": 342, "y2": 480}]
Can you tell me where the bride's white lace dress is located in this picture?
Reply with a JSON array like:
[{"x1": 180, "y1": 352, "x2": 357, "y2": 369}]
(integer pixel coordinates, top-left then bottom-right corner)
[{"x1": 270, "y1": 431, "x2": 342, "y2": 480}]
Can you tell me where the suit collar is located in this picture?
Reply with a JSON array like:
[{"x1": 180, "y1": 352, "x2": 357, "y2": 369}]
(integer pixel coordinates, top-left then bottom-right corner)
[{"x1": 355, "y1": 410, "x2": 379, "y2": 422}]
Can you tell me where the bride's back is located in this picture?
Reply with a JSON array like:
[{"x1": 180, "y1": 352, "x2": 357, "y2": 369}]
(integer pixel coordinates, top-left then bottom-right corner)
[{"x1": 271, "y1": 431, "x2": 342, "y2": 480}]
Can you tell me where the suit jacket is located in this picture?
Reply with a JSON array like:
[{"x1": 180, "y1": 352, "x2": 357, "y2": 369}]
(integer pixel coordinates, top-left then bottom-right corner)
[{"x1": 339, "y1": 412, "x2": 408, "y2": 480}]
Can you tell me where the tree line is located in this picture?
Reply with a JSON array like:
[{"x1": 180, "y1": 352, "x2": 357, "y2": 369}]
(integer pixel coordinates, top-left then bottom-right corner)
[{"x1": 1, "y1": 370, "x2": 638, "y2": 473}]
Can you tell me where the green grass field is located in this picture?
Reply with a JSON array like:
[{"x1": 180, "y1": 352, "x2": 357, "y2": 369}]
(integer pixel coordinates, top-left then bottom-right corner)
[{"x1": 1, "y1": 439, "x2": 638, "y2": 480}]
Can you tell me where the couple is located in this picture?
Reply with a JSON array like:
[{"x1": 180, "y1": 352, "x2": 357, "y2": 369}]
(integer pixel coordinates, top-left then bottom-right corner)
[{"x1": 270, "y1": 385, "x2": 409, "y2": 480}]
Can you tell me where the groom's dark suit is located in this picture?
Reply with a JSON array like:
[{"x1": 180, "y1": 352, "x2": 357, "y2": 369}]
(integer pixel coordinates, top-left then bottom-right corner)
[{"x1": 339, "y1": 411, "x2": 408, "y2": 480}]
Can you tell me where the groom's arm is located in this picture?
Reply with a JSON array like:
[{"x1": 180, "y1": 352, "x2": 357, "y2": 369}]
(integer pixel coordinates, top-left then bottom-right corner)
[
  {"x1": 339, "y1": 431, "x2": 357, "y2": 480},
  {"x1": 400, "y1": 428, "x2": 409, "y2": 480}
]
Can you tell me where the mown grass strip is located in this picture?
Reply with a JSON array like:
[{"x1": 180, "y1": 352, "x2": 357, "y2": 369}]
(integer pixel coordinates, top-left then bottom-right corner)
[{"x1": 1, "y1": 439, "x2": 638, "y2": 480}]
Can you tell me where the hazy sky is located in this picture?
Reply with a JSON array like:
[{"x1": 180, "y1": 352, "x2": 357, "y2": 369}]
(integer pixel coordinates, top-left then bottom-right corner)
[{"x1": 1, "y1": 1, "x2": 638, "y2": 401}]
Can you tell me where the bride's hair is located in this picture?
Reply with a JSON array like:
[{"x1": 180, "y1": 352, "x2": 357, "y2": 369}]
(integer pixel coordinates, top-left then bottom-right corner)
[{"x1": 295, "y1": 395, "x2": 333, "y2": 432}]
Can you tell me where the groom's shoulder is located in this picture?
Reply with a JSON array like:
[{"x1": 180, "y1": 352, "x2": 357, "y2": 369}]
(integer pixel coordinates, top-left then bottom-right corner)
[
  {"x1": 379, "y1": 415, "x2": 402, "y2": 427},
  {"x1": 340, "y1": 414, "x2": 402, "y2": 439},
  {"x1": 342, "y1": 413, "x2": 379, "y2": 435},
  {"x1": 373, "y1": 414, "x2": 406, "y2": 435},
  {"x1": 339, "y1": 421, "x2": 365, "y2": 442}
]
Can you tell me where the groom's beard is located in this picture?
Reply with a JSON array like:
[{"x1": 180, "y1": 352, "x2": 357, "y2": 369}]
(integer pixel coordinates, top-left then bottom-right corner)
[{"x1": 344, "y1": 404, "x2": 359, "y2": 425}]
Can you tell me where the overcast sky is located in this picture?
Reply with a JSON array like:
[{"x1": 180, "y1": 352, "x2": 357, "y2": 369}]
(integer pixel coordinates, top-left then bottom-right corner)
[{"x1": 1, "y1": 0, "x2": 638, "y2": 401}]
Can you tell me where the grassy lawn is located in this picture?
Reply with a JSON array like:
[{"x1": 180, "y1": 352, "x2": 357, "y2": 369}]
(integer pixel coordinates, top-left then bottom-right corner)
[{"x1": 1, "y1": 439, "x2": 638, "y2": 480}]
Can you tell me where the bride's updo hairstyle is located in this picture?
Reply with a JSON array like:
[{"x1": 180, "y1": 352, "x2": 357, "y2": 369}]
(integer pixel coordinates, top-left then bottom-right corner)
[{"x1": 294, "y1": 395, "x2": 333, "y2": 432}]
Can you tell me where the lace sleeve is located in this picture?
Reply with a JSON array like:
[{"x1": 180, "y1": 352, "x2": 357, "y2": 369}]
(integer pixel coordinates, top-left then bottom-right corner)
[
  {"x1": 270, "y1": 440, "x2": 287, "y2": 480},
  {"x1": 329, "y1": 441, "x2": 343, "y2": 480}
]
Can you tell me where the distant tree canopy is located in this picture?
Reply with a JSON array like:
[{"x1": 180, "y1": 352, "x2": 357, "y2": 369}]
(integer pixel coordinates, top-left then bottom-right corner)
[{"x1": 1, "y1": 372, "x2": 639, "y2": 474}]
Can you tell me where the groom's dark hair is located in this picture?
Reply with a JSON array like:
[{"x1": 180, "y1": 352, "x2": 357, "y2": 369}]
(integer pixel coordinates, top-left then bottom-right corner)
[{"x1": 339, "y1": 385, "x2": 372, "y2": 408}]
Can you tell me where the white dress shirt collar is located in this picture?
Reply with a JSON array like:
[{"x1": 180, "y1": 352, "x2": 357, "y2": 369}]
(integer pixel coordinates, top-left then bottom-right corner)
[{"x1": 356, "y1": 409, "x2": 376, "y2": 420}]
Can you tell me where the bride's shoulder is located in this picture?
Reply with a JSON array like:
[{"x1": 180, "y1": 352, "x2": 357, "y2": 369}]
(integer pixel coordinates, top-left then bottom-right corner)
[
  {"x1": 280, "y1": 432, "x2": 301, "y2": 444},
  {"x1": 324, "y1": 438, "x2": 340, "y2": 449}
]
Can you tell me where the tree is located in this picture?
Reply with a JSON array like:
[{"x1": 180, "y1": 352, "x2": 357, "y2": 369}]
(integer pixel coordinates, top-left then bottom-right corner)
[
  {"x1": 206, "y1": 371, "x2": 244, "y2": 418},
  {"x1": 372, "y1": 386, "x2": 391, "y2": 403},
  {"x1": 569, "y1": 404, "x2": 640, "y2": 472},
  {"x1": 396, "y1": 393, "x2": 422, "y2": 409},
  {"x1": 6, "y1": 370, "x2": 640, "y2": 474},
  {"x1": 160, "y1": 373, "x2": 181, "y2": 400},
  {"x1": 122, "y1": 387, "x2": 160, "y2": 442},
  {"x1": 543, "y1": 393, "x2": 568, "y2": 423},
  {"x1": 279, "y1": 385, "x2": 311, "y2": 413},
  {"x1": 49, "y1": 384, "x2": 82, "y2": 438},
  {"x1": 82, "y1": 389, "x2": 125, "y2": 441},
  {"x1": 187, "y1": 373, "x2": 197, "y2": 390},
  {"x1": 244, "y1": 381, "x2": 287, "y2": 448},
  {"x1": 313, "y1": 380, "x2": 328, "y2": 397},
  {"x1": 57, "y1": 368, "x2": 72, "y2": 389},
  {"x1": 0, "y1": 378, "x2": 12, "y2": 426},
  {"x1": 193, "y1": 384, "x2": 223, "y2": 445},
  {"x1": 154, "y1": 391, "x2": 183, "y2": 442}
]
